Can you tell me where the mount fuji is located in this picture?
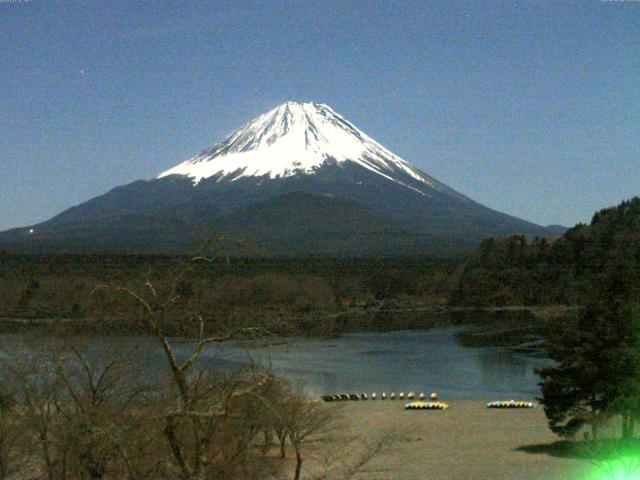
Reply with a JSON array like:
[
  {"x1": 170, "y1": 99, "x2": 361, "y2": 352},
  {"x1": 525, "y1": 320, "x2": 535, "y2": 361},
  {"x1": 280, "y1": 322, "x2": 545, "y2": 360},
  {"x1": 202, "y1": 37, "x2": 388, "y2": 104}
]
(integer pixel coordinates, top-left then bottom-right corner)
[{"x1": 0, "y1": 101, "x2": 560, "y2": 256}]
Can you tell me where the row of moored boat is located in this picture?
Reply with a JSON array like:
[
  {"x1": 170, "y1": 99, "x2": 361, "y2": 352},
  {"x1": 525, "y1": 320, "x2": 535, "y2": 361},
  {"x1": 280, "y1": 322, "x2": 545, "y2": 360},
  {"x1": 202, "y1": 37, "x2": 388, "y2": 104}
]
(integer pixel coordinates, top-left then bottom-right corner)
[
  {"x1": 486, "y1": 400, "x2": 535, "y2": 409},
  {"x1": 404, "y1": 401, "x2": 449, "y2": 410},
  {"x1": 322, "y1": 394, "x2": 536, "y2": 410},
  {"x1": 322, "y1": 392, "x2": 439, "y2": 402}
]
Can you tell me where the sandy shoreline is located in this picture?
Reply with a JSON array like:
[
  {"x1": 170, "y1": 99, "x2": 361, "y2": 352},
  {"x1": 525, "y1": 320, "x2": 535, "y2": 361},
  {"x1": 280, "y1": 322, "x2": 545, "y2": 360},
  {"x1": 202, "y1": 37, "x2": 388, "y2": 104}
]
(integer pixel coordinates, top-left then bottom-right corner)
[{"x1": 302, "y1": 400, "x2": 592, "y2": 480}]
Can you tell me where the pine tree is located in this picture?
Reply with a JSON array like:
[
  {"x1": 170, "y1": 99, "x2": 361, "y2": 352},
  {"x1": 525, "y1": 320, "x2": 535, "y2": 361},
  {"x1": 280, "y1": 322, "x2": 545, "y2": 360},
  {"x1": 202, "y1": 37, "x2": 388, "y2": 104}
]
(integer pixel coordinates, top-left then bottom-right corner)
[
  {"x1": 611, "y1": 301, "x2": 640, "y2": 439},
  {"x1": 537, "y1": 300, "x2": 640, "y2": 440}
]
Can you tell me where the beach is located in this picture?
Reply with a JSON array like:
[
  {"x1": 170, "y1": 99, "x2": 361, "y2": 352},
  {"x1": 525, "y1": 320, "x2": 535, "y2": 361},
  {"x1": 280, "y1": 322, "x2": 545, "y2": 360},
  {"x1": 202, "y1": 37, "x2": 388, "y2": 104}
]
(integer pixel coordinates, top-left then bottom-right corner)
[{"x1": 301, "y1": 400, "x2": 593, "y2": 480}]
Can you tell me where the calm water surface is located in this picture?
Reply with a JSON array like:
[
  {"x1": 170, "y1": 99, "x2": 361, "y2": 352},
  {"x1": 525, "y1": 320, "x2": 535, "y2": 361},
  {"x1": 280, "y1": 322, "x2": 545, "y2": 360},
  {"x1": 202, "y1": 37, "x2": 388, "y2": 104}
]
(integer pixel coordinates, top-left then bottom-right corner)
[
  {"x1": 207, "y1": 327, "x2": 551, "y2": 399},
  {"x1": 4, "y1": 326, "x2": 550, "y2": 400}
]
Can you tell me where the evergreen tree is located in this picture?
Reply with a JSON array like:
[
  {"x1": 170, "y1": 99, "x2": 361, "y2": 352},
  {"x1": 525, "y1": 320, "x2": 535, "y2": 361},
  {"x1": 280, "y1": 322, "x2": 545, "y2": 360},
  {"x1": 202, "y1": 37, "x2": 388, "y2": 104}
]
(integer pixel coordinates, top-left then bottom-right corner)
[
  {"x1": 453, "y1": 196, "x2": 640, "y2": 307},
  {"x1": 611, "y1": 301, "x2": 640, "y2": 439},
  {"x1": 538, "y1": 300, "x2": 640, "y2": 440}
]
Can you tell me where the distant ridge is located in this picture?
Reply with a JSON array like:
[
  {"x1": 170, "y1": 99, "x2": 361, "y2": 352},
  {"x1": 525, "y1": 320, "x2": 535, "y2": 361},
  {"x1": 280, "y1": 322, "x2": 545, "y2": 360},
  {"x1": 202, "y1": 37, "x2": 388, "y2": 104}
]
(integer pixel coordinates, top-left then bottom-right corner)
[{"x1": 0, "y1": 101, "x2": 561, "y2": 256}]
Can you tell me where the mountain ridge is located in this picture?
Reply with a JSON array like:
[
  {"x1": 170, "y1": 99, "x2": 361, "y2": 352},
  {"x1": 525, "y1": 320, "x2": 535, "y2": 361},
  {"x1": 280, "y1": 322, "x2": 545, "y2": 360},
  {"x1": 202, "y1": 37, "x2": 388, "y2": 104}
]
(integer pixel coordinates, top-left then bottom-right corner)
[{"x1": 0, "y1": 101, "x2": 563, "y2": 256}]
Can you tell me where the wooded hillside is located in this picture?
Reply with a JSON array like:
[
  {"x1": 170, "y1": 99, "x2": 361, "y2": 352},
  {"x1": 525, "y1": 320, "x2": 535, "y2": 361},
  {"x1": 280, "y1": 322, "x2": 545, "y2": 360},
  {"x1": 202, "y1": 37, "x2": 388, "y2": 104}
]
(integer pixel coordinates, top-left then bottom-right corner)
[{"x1": 452, "y1": 197, "x2": 640, "y2": 306}]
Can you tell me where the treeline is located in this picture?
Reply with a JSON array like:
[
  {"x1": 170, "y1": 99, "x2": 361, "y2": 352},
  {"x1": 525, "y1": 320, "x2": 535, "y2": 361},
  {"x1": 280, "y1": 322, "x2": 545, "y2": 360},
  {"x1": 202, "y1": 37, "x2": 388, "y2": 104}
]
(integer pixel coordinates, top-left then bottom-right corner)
[
  {"x1": 0, "y1": 253, "x2": 460, "y2": 334},
  {"x1": 534, "y1": 200, "x2": 640, "y2": 446},
  {"x1": 6, "y1": 197, "x2": 639, "y2": 328},
  {"x1": 452, "y1": 197, "x2": 640, "y2": 307},
  {"x1": 446, "y1": 197, "x2": 640, "y2": 444},
  {"x1": 0, "y1": 268, "x2": 398, "y2": 480}
]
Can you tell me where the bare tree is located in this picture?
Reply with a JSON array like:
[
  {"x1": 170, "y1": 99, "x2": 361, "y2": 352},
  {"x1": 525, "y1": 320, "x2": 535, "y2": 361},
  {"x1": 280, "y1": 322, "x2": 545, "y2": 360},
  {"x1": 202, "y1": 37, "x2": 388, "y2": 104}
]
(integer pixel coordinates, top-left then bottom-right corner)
[
  {"x1": 256, "y1": 376, "x2": 296, "y2": 459},
  {"x1": 94, "y1": 243, "x2": 276, "y2": 480},
  {"x1": 286, "y1": 397, "x2": 341, "y2": 480},
  {"x1": 310, "y1": 428, "x2": 401, "y2": 480},
  {"x1": 2, "y1": 337, "x2": 164, "y2": 480},
  {"x1": 50, "y1": 344, "x2": 156, "y2": 479},
  {"x1": 0, "y1": 382, "x2": 23, "y2": 480},
  {"x1": 13, "y1": 354, "x2": 70, "y2": 480},
  {"x1": 0, "y1": 239, "x2": 397, "y2": 480}
]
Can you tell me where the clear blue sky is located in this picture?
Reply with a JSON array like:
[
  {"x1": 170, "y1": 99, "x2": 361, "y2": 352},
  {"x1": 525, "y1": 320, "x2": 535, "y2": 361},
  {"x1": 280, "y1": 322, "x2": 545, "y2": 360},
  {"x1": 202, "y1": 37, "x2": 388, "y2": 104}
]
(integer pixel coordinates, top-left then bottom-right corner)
[{"x1": 1, "y1": 0, "x2": 638, "y2": 230}]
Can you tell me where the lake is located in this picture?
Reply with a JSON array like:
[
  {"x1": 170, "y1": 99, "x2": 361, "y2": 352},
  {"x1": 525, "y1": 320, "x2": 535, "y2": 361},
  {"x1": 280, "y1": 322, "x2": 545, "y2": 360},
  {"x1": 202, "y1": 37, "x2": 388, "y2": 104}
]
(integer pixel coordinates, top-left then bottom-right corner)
[{"x1": 2, "y1": 324, "x2": 552, "y2": 400}]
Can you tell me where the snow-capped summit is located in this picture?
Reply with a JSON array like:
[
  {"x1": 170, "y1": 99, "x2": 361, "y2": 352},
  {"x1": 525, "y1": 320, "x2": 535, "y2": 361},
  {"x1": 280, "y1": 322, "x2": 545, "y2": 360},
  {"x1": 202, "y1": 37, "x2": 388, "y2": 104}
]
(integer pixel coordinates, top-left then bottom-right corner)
[
  {"x1": 157, "y1": 101, "x2": 453, "y2": 197},
  {"x1": 0, "y1": 101, "x2": 558, "y2": 256}
]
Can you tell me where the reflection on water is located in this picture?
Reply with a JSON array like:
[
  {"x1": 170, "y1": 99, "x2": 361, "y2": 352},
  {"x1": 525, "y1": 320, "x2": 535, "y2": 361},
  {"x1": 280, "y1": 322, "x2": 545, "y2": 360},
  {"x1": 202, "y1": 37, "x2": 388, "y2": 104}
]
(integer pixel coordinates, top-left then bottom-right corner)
[
  {"x1": 192, "y1": 328, "x2": 552, "y2": 399},
  {"x1": 1, "y1": 327, "x2": 552, "y2": 400}
]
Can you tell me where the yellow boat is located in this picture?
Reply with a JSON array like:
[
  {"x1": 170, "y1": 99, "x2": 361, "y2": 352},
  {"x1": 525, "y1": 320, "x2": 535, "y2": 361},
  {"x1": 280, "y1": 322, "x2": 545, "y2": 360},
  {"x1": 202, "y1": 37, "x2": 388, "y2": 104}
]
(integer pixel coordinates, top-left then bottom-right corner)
[
  {"x1": 404, "y1": 401, "x2": 449, "y2": 410},
  {"x1": 486, "y1": 400, "x2": 535, "y2": 409}
]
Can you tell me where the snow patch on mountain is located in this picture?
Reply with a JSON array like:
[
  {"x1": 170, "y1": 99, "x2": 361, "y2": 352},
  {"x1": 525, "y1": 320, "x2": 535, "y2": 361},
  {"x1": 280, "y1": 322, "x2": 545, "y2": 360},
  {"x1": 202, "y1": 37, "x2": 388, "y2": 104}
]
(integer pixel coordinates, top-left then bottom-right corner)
[{"x1": 157, "y1": 101, "x2": 452, "y2": 197}]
